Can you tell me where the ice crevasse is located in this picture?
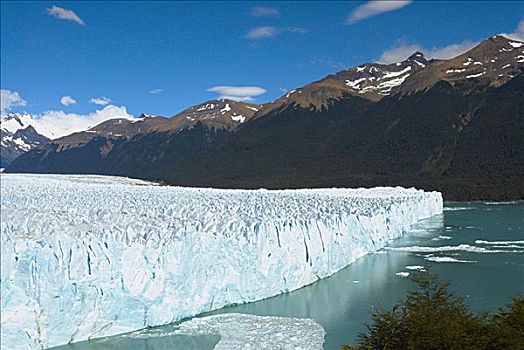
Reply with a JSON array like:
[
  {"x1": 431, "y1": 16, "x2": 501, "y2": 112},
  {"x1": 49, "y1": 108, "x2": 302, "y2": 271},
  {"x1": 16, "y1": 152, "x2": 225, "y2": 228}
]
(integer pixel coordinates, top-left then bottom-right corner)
[{"x1": 0, "y1": 174, "x2": 443, "y2": 349}]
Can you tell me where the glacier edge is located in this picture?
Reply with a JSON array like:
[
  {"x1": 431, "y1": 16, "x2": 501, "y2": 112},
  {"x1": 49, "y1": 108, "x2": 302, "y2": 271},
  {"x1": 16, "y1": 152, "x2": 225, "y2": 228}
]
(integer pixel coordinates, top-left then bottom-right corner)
[{"x1": 0, "y1": 174, "x2": 443, "y2": 349}]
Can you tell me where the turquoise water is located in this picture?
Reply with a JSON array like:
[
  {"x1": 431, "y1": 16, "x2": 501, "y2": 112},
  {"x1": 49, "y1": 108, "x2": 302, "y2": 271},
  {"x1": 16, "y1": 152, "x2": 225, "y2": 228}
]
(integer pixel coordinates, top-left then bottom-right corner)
[{"x1": 54, "y1": 202, "x2": 524, "y2": 350}]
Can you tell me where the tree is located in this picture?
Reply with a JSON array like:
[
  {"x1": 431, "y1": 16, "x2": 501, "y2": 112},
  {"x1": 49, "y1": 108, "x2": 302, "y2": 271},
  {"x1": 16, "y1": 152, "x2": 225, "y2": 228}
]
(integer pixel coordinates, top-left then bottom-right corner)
[{"x1": 342, "y1": 272, "x2": 523, "y2": 350}]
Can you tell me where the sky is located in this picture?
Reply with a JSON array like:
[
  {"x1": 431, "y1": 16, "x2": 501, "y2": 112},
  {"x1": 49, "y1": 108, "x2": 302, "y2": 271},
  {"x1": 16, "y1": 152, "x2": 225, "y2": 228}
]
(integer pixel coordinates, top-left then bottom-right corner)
[{"x1": 1, "y1": 1, "x2": 523, "y2": 121}]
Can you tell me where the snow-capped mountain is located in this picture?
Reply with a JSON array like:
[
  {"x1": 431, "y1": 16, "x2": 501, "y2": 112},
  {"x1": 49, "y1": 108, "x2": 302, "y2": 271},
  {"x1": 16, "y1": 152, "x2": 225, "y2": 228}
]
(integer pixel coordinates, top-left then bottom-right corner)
[
  {"x1": 0, "y1": 107, "x2": 140, "y2": 165},
  {"x1": 257, "y1": 36, "x2": 523, "y2": 117},
  {"x1": 257, "y1": 51, "x2": 430, "y2": 116},
  {"x1": 339, "y1": 52, "x2": 429, "y2": 98},
  {"x1": 0, "y1": 106, "x2": 138, "y2": 140},
  {"x1": 1, "y1": 115, "x2": 49, "y2": 167},
  {"x1": 397, "y1": 35, "x2": 524, "y2": 95}
]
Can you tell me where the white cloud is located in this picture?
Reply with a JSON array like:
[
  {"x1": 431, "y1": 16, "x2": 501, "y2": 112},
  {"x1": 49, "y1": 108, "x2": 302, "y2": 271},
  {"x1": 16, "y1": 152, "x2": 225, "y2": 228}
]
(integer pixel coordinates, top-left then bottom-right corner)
[
  {"x1": 378, "y1": 19, "x2": 524, "y2": 64},
  {"x1": 345, "y1": 0, "x2": 412, "y2": 25},
  {"x1": 245, "y1": 26, "x2": 307, "y2": 40},
  {"x1": 219, "y1": 96, "x2": 256, "y2": 102},
  {"x1": 89, "y1": 96, "x2": 112, "y2": 106},
  {"x1": 46, "y1": 5, "x2": 85, "y2": 25},
  {"x1": 149, "y1": 89, "x2": 163, "y2": 94},
  {"x1": 1, "y1": 89, "x2": 27, "y2": 114},
  {"x1": 60, "y1": 95, "x2": 76, "y2": 106},
  {"x1": 246, "y1": 26, "x2": 280, "y2": 39},
  {"x1": 378, "y1": 40, "x2": 479, "y2": 64},
  {"x1": 499, "y1": 19, "x2": 524, "y2": 41},
  {"x1": 22, "y1": 105, "x2": 136, "y2": 140},
  {"x1": 248, "y1": 6, "x2": 280, "y2": 17},
  {"x1": 207, "y1": 86, "x2": 266, "y2": 102}
]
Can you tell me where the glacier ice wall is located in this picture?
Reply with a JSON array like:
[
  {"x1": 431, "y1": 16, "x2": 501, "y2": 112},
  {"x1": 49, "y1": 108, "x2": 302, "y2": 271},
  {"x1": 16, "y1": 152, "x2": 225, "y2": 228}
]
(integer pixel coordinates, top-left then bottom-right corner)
[{"x1": 0, "y1": 174, "x2": 442, "y2": 349}]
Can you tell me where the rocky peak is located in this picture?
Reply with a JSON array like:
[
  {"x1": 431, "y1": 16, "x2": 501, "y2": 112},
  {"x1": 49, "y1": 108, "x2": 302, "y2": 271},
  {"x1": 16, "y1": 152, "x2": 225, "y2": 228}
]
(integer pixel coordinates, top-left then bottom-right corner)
[
  {"x1": 256, "y1": 54, "x2": 432, "y2": 117},
  {"x1": 397, "y1": 35, "x2": 524, "y2": 95}
]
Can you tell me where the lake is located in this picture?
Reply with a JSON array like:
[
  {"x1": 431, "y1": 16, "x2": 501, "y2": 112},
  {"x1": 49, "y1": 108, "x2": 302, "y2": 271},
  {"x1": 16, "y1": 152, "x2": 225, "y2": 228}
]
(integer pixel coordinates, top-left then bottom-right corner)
[{"x1": 54, "y1": 202, "x2": 524, "y2": 350}]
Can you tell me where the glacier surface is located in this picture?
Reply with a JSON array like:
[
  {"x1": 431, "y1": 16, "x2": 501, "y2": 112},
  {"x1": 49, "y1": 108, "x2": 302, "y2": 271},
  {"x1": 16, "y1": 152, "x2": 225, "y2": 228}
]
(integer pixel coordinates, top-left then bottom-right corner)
[{"x1": 0, "y1": 174, "x2": 442, "y2": 349}]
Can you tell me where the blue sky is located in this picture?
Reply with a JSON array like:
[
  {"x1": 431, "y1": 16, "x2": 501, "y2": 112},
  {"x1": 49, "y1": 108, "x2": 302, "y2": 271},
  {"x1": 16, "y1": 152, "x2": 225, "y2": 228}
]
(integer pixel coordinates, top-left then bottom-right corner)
[{"x1": 1, "y1": 1, "x2": 523, "y2": 118}]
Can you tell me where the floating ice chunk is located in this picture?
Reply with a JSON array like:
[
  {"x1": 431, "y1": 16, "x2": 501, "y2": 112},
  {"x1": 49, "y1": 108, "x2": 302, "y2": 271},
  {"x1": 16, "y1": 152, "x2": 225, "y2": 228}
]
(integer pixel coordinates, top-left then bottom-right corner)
[
  {"x1": 396, "y1": 272, "x2": 410, "y2": 278},
  {"x1": 387, "y1": 244, "x2": 524, "y2": 254},
  {"x1": 128, "y1": 314, "x2": 325, "y2": 350},
  {"x1": 425, "y1": 256, "x2": 476, "y2": 263},
  {"x1": 432, "y1": 235, "x2": 452, "y2": 241},
  {"x1": 484, "y1": 201, "x2": 519, "y2": 205},
  {"x1": 475, "y1": 240, "x2": 524, "y2": 245},
  {"x1": 405, "y1": 265, "x2": 425, "y2": 270},
  {"x1": 443, "y1": 206, "x2": 475, "y2": 211}
]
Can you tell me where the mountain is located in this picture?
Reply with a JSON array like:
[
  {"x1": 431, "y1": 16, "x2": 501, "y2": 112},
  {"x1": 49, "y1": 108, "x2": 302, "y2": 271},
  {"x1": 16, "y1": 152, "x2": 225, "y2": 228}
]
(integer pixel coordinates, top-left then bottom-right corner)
[
  {"x1": 397, "y1": 35, "x2": 524, "y2": 94},
  {"x1": 257, "y1": 51, "x2": 429, "y2": 117},
  {"x1": 1, "y1": 115, "x2": 49, "y2": 168},
  {"x1": 7, "y1": 36, "x2": 524, "y2": 200},
  {"x1": 0, "y1": 108, "x2": 141, "y2": 166},
  {"x1": 158, "y1": 99, "x2": 261, "y2": 131},
  {"x1": 5, "y1": 100, "x2": 259, "y2": 174}
]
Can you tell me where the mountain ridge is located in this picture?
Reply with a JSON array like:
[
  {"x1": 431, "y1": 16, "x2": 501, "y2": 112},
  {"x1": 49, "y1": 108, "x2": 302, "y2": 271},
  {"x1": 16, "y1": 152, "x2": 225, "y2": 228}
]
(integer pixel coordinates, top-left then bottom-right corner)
[{"x1": 6, "y1": 35, "x2": 524, "y2": 200}]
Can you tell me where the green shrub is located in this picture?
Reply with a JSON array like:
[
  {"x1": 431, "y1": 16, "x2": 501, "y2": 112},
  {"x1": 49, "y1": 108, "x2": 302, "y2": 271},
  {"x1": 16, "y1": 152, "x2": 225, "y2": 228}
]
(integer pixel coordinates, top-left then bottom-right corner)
[{"x1": 343, "y1": 272, "x2": 523, "y2": 350}]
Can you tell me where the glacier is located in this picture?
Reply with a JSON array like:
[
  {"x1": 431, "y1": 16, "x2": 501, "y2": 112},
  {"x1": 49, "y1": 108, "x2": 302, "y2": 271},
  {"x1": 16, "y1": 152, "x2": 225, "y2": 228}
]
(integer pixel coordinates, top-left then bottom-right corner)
[{"x1": 0, "y1": 174, "x2": 443, "y2": 349}]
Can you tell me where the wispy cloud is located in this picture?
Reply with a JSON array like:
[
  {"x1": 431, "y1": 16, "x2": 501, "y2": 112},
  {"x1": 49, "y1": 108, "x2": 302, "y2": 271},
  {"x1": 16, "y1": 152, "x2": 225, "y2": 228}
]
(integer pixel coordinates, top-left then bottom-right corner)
[
  {"x1": 378, "y1": 19, "x2": 524, "y2": 64},
  {"x1": 345, "y1": 0, "x2": 412, "y2": 25},
  {"x1": 1, "y1": 89, "x2": 27, "y2": 114},
  {"x1": 46, "y1": 5, "x2": 85, "y2": 25},
  {"x1": 245, "y1": 26, "x2": 307, "y2": 40},
  {"x1": 148, "y1": 89, "x2": 163, "y2": 94},
  {"x1": 248, "y1": 6, "x2": 280, "y2": 18},
  {"x1": 89, "y1": 96, "x2": 112, "y2": 106},
  {"x1": 207, "y1": 86, "x2": 266, "y2": 102},
  {"x1": 499, "y1": 19, "x2": 524, "y2": 41},
  {"x1": 60, "y1": 95, "x2": 76, "y2": 106},
  {"x1": 378, "y1": 40, "x2": 479, "y2": 64},
  {"x1": 299, "y1": 57, "x2": 346, "y2": 70}
]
